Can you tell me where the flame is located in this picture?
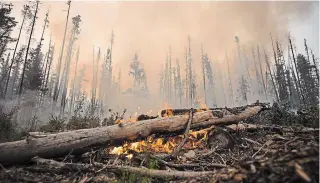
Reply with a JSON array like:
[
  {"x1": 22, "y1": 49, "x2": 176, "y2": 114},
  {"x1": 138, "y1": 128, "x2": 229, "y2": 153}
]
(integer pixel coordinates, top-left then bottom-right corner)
[
  {"x1": 110, "y1": 146, "x2": 126, "y2": 155},
  {"x1": 109, "y1": 107, "x2": 213, "y2": 156},
  {"x1": 163, "y1": 101, "x2": 174, "y2": 117},
  {"x1": 197, "y1": 98, "x2": 209, "y2": 112},
  {"x1": 164, "y1": 109, "x2": 174, "y2": 117},
  {"x1": 115, "y1": 116, "x2": 137, "y2": 124},
  {"x1": 126, "y1": 154, "x2": 133, "y2": 159},
  {"x1": 108, "y1": 128, "x2": 210, "y2": 155}
]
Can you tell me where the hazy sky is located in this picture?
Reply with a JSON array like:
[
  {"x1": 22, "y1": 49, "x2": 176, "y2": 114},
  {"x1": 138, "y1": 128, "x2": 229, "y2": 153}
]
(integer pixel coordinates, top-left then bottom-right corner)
[{"x1": 7, "y1": 1, "x2": 320, "y2": 99}]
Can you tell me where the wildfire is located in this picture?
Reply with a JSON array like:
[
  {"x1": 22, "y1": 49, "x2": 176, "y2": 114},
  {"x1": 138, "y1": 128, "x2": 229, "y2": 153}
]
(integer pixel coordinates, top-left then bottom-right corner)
[
  {"x1": 109, "y1": 103, "x2": 212, "y2": 158},
  {"x1": 196, "y1": 98, "x2": 210, "y2": 112},
  {"x1": 126, "y1": 154, "x2": 133, "y2": 159},
  {"x1": 163, "y1": 101, "x2": 174, "y2": 117},
  {"x1": 115, "y1": 115, "x2": 138, "y2": 124},
  {"x1": 108, "y1": 128, "x2": 210, "y2": 157}
]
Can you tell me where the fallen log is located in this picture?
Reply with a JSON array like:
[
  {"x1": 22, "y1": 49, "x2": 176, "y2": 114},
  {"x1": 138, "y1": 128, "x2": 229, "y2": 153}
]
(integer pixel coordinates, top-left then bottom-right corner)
[
  {"x1": 0, "y1": 105, "x2": 263, "y2": 165},
  {"x1": 159, "y1": 101, "x2": 269, "y2": 117},
  {"x1": 107, "y1": 165, "x2": 215, "y2": 179}
]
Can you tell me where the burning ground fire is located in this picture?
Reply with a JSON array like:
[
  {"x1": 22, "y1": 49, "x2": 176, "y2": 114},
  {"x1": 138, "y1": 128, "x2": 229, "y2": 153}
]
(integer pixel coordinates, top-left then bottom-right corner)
[{"x1": 108, "y1": 101, "x2": 211, "y2": 159}]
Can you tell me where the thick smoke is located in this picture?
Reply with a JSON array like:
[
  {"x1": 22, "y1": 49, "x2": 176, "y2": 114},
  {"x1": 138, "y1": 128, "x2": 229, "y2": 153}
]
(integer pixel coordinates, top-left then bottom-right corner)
[{"x1": 7, "y1": 1, "x2": 319, "y2": 116}]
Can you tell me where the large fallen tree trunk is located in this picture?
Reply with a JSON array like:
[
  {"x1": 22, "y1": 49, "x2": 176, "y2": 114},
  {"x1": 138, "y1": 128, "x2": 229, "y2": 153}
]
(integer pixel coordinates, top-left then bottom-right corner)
[{"x1": 0, "y1": 105, "x2": 264, "y2": 165}]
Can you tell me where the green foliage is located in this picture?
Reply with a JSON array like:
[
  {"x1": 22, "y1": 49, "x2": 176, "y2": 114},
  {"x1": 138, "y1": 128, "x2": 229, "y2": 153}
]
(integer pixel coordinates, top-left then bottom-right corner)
[
  {"x1": 0, "y1": 105, "x2": 20, "y2": 142},
  {"x1": 147, "y1": 158, "x2": 159, "y2": 169},
  {"x1": 296, "y1": 54, "x2": 319, "y2": 106},
  {"x1": 24, "y1": 45, "x2": 44, "y2": 91},
  {"x1": 39, "y1": 114, "x2": 66, "y2": 132},
  {"x1": 117, "y1": 171, "x2": 152, "y2": 183},
  {"x1": 254, "y1": 103, "x2": 319, "y2": 128},
  {"x1": 237, "y1": 75, "x2": 249, "y2": 104},
  {"x1": 114, "y1": 156, "x2": 158, "y2": 183},
  {"x1": 0, "y1": 3, "x2": 17, "y2": 44},
  {"x1": 66, "y1": 115, "x2": 100, "y2": 130}
]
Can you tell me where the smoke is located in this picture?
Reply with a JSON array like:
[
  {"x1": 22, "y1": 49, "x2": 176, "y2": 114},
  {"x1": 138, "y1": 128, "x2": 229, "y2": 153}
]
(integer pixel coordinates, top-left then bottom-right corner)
[{"x1": 7, "y1": 1, "x2": 319, "y2": 113}]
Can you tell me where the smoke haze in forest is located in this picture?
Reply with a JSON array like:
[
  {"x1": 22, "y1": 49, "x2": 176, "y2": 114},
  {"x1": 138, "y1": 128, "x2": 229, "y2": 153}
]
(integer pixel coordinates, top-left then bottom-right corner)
[{"x1": 6, "y1": 1, "x2": 320, "y2": 113}]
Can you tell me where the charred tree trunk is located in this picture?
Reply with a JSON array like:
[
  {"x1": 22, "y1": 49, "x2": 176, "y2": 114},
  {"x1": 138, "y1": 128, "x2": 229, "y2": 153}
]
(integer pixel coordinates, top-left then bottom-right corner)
[
  {"x1": 53, "y1": 0, "x2": 71, "y2": 103},
  {"x1": 264, "y1": 49, "x2": 279, "y2": 102}
]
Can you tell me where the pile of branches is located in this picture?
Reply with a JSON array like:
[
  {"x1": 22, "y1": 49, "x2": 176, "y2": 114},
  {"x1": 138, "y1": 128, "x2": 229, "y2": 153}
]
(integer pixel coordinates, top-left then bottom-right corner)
[{"x1": 0, "y1": 102, "x2": 318, "y2": 183}]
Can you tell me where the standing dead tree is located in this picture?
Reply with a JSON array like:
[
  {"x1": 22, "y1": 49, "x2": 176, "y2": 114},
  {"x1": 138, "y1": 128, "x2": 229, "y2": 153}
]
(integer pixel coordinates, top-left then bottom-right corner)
[
  {"x1": 175, "y1": 59, "x2": 183, "y2": 107},
  {"x1": 201, "y1": 44, "x2": 207, "y2": 105},
  {"x1": 256, "y1": 45, "x2": 267, "y2": 99},
  {"x1": 69, "y1": 47, "x2": 80, "y2": 116},
  {"x1": 53, "y1": 0, "x2": 71, "y2": 104},
  {"x1": 59, "y1": 15, "x2": 81, "y2": 115},
  {"x1": 225, "y1": 50, "x2": 234, "y2": 106},
  {"x1": 263, "y1": 48, "x2": 279, "y2": 102},
  {"x1": 90, "y1": 47, "x2": 100, "y2": 116}
]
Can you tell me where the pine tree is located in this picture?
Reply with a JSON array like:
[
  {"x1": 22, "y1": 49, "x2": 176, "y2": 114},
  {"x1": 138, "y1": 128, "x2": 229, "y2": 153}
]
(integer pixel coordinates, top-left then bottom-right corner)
[
  {"x1": 203, "y1": 56, "x2": 216, "y2": 107},
  {"x1": 0, "y1": 52, "x2": 10, "y2": 97},
  {"x1": 18, "y1": 1, "x2": 39, "y2": 97},
  {"x1": 129, "y1": 53, "x2": 149, "y2": 98},
  {"x1": 43, "y1": 39, "x2": 54, "y2": 89},
  {"x1": 3, "y1": 4, "x2": 29, "y2": 99},
  {"x1": 252, "y1": 47, "x2": 263, "y2": 95},
  {"x1": 53, "y1": 0, "x2": 71, "y2": 103},
  {"x1": 25, "y1": 8, "x2": 49, "y2": 91},
  {"x1": 296, "y1": 54, "x2": 318, "y2": 105},
  {"x1": 24, "y1": 45, "x2": 43, "y2": 90},
  {"x1": 0, "y1": 3, "x2": 17, "y2": 58},
  {"x1": 274, "y1": 40, "x2": 289, "y2": 102},
  {"x1": 264, "y1": 49, "x2": 279, "y2": 101},
  {"x1": 8, "y1": 46, "x2": 25, "y2": 99},
  {"x1": 256, "y1": 45, "x2": 267, "y2": 98},
  {"x1": 59, "y1": 15, "x2": 81, "y2": 114},
  {"x1": 225, "y1": 51, "x2": 234, "y2": 106},
  {"x1": 237, "y1": 75, "x2": 249, "y2": 105}
]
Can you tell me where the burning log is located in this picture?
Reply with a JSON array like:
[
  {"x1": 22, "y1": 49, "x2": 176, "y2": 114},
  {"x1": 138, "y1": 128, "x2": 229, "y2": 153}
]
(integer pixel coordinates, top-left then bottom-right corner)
[
  {"x1": 159, "y1": 101, "x2": 268, "y2": 117},
  {"x1": 0, "y1": 104, "x2": 264, "y2": 165},
  {"x1": 159, "y1": 108, "x2": 222, "y2": 117}
]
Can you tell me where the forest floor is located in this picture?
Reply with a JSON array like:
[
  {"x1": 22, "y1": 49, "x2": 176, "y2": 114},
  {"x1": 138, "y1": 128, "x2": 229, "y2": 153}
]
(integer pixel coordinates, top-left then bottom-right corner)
[{"x1": 0, "y1": 103, "x2": 319, "y2": 183}]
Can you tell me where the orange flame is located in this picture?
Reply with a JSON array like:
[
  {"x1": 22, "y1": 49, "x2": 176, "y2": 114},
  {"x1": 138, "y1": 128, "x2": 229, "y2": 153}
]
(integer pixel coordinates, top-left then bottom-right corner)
[
  {"x1": 109, "y1": 105, "x2": 213, "y2": 156},
  {"x1": 197, "y1": 98, "x2": 209, "y2": 112},
  {"x1": 162, "y1": 101, "x2": 174, "y2": 117},
  {"x1": 108, "y1": 128, "x2": 210, "y2": 155}
]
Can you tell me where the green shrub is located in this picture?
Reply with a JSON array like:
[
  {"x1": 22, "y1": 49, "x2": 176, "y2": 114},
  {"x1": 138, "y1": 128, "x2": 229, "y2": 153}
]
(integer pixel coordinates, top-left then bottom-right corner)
[
  {"x1": 0, "y1": 105, "x2": 19, "y2": 142},
  {"x1": 66, "y1": 115, "x2": 100, "y2": 130},
  {"x1": 40, "y1": 114, "x2": 66, "y2": 132}
]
